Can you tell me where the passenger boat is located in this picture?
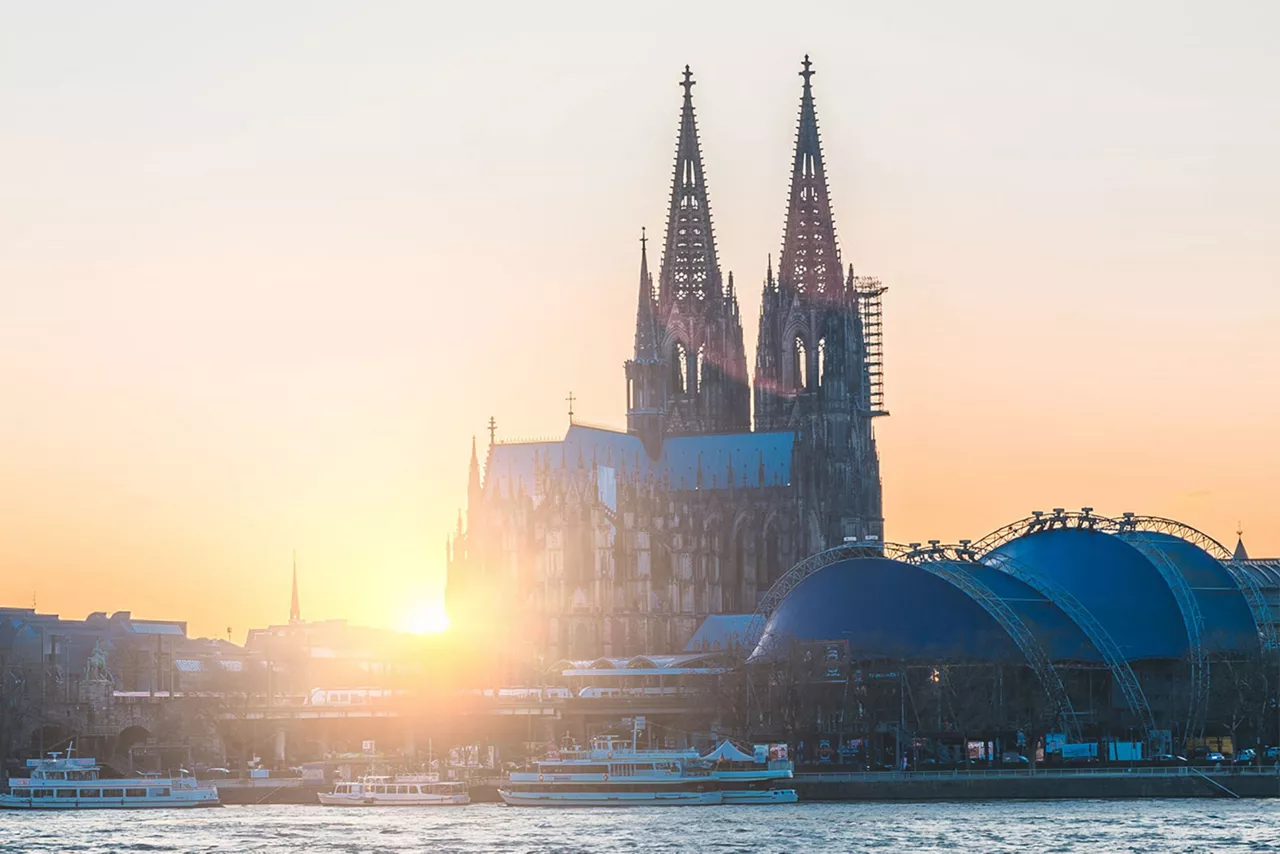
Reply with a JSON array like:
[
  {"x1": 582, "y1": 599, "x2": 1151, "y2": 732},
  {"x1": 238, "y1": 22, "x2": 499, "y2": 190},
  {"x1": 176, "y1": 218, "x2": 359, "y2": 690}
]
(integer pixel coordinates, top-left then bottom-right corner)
[
  {"x1": 0, "y1": 749, "x2": 219, "y2": 810},
  {"x1": 318, "y1": 774, "x2": 469, "y2": 806},
  {"x1": 498, "y1": 735, "x2": 721, "y2": 807},
  {"x1": 702, "y1": 741, "x2": 798, "y2": 804}
]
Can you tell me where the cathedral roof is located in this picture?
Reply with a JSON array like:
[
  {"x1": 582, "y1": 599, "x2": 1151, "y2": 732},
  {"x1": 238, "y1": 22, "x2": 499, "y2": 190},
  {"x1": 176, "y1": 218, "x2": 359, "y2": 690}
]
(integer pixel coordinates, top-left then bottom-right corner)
[{"x1": 483, "y1": 424, "x2": 793, "y2": 499}]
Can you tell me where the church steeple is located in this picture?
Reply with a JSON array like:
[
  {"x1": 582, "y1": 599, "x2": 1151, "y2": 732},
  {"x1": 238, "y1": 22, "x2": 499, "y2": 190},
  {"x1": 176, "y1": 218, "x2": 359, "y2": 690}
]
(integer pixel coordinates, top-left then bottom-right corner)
[
  {"x1": 644, "y1": 65, "x2": 749, "y2": 438},
  {"x1": 778, "y1": 54, "x2": 842, "y2": 299},
  {"x1": 289, "y1": 551, "x2": 301, "y2": 625},
  {"x1": 754, "y1": 55, "x2": 884, "y2": 548},
  {"x1": 633, "y1": 228, "x2": 658, "y2": 361},
  {"x1": 627, "y1": 228, "x2": 666, "y2": 456},
  {"x1": 467, "y1": 435, "x2": 482, "y2": 520},
  {"x1": 658, "y1": 65, "x2": 721, "y2": 310}
]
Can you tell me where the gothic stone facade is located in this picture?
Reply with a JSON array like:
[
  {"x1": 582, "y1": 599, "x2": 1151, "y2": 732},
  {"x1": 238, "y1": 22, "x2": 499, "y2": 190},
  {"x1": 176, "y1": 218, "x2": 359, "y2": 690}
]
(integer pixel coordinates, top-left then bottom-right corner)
[{"x1": 447, "y1": 60, "x2": 886, "y2": 667}]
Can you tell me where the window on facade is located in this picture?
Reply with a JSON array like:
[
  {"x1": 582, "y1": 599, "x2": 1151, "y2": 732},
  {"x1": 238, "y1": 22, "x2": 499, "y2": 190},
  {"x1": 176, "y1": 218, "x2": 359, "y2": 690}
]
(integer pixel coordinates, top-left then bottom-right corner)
[
  {"x1": 817, "y1": 337, "x2": 827, "y2": 387},
  {"x1": 673, "y1": 343, "x2": 688, "y2": 394},
  {"x1": 795, "y1": 337, "x2": 808, "y2": 389},
  {"x1": 695, "y1": 345, "x2": 706, "y2": 393}
]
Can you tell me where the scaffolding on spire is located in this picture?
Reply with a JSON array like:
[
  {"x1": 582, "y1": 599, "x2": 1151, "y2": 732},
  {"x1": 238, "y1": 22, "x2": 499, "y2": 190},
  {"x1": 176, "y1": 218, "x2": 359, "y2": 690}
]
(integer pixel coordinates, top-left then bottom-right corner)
[{"x1": 855, "y1": 275, "x2": 889, "y2": 417}]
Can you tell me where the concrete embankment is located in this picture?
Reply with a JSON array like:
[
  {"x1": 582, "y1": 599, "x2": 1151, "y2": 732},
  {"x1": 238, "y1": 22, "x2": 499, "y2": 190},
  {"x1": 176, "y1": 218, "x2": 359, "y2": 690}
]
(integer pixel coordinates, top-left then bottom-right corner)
[
  {"x1": 795, "y1": 768, "x2": 1280, "y2": 800},
  {"x1": 211, "y1": 768, "x2": 1280, "y2": 804},
  {"x1": 214, "y1": 780, "x2": 324, "y2": 805}
]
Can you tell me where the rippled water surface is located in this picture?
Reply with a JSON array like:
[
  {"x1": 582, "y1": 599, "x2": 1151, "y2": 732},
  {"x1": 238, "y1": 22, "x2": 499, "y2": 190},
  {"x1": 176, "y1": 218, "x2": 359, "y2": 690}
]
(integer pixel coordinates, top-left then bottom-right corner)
[{"x1": 3, "y1": 801, "x2": 1280, "y2": 853}]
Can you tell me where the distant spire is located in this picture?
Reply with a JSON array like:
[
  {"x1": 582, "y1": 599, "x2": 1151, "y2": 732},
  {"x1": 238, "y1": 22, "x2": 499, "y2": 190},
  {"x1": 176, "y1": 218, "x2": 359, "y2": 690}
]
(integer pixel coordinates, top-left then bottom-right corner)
[
  {"x1": 659, "y1": 65, "x2": 722, "y2": 307},
  {"x1": 778, "y1": 54, "x2": 841, "y2": 298},
  {"x1": 467, "y1": 435, "x2": 482, "y2": 520},
  {"x1": 289, "y1": 551, "x2": 301, "y2": 624},
  {"x1": 1234, "y1": 524, "x2": 1250, "y2": 561},
  {"x1": 633, "y1": 228, "x2": 659, "y2": 361}
]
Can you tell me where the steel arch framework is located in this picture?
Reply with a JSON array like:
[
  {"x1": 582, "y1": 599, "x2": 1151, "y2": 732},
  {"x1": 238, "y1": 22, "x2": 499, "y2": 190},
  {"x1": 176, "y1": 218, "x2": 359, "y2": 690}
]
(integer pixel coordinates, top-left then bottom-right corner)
[
  {"x1": 747, "y1": 542, "x2": 894, "y2": 645},
  {"x1": 977, "y1": 548, "x2": 1159, "y2": 739},
  {"x1": 897, "y1": 544, "x2": 1082, "y2": 740},
  {"x1": 971, "y1": 509, "x2": 1263, "y2": 738}
]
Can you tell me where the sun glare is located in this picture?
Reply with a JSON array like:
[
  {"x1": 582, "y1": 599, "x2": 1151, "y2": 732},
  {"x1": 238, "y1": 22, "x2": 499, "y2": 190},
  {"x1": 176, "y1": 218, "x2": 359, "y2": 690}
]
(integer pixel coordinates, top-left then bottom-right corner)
[{"x1": 402, "y1": 601, "x2": 451, "y2": 634}]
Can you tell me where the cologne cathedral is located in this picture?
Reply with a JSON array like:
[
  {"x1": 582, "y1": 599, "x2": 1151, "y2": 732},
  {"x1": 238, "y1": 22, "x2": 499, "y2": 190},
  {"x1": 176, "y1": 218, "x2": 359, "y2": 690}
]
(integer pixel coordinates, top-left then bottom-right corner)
[{"x1": 447, "y1": 58, "x2": 888, "y2": 669}]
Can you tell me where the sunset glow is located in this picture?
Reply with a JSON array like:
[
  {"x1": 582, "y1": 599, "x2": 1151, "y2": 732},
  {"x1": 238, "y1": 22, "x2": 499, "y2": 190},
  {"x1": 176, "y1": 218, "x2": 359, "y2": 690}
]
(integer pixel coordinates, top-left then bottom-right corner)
[{"x1": 1, "y1": 3, "x2": 1277, "y2": 640}]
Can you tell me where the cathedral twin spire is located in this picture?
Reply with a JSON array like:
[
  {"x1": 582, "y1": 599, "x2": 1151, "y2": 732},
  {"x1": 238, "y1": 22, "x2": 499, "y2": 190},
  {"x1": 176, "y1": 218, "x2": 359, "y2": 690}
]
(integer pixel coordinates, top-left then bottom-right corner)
[
  {"x1": 778, "y1": 55, "x2": 844, "y2": 299},
  {"x1": 658, "y1": 66, "x2": 722, "y2": 310},
  {"x1": 629, "y1": 57, "x2": 864, "y2": 450}
]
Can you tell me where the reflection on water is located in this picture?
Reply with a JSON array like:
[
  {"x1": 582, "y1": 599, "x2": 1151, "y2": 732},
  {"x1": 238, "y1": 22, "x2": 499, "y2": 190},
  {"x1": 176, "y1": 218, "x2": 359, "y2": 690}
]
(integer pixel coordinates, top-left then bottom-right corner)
[{"x1": 2, "y1": 800, "x2": 1279, "y2": 853}]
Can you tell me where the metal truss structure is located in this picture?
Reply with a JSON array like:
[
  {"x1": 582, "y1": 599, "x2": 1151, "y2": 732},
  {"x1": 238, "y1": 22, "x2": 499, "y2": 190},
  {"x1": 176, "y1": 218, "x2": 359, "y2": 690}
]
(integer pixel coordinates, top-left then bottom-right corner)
[
  {"x1": 854, "y1": 277, "x2": 888, "y2": 417},
  {"x1": 979, "y1": 549, "x2": 1159, "y2": 738},
  {"x1": 898, "y1": 543, "x2": 1081, "y2": 740},
  {"x1": 972, "y1": 508, "x2": 1278, "y2": 726},
  {"x1": 1221, "y1": 561, "x2": 1280, "y2": 652},
  {"x1": 747, "y1": 541, "x2": 893, "y2": 646}
]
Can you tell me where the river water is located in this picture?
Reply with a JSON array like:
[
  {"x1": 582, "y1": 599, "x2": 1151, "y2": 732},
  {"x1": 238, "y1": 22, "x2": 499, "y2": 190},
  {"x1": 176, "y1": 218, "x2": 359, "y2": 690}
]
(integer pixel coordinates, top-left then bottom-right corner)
[{"x1": 2, "y1": 801, "x2": 1278, "y2": 853}]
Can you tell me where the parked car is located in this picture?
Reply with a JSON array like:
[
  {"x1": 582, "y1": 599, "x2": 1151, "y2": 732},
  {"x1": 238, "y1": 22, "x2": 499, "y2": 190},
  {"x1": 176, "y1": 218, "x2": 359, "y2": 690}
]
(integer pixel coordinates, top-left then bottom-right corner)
[
  {"x1": 1205, "y1": 752, "x2": 1226, "y2": 762},
  {"x1": 1234, "y1": 749, "x2": 1256, "y2": 764}
]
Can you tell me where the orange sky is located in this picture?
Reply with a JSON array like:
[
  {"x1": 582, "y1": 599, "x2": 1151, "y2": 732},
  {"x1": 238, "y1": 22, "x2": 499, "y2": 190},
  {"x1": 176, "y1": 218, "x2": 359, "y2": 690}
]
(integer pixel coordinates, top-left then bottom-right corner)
[{"x1": 1, "y1": 3, "x2": 1277, "y2": 640}]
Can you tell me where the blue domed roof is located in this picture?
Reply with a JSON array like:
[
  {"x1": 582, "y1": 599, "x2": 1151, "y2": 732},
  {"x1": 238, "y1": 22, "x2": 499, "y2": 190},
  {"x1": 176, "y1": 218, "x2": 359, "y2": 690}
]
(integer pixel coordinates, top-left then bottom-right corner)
[
  {"x1": 1112, "y1": 530, "x2": 1259, "y2": 654},
  {"x1": 960, "y1": 563, "x2": 1104, "y2": 663},
  {"x1": 990, "y1": 528, "x2": 1187, "y2": 660},
  {"x1": 751, "y1": 557, "x2": 1024, "y2": 663}
]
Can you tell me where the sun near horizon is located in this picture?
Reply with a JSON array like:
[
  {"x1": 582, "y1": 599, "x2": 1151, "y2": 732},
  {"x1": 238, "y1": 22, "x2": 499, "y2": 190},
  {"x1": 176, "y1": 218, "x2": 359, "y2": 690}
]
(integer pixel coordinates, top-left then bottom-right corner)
[{"x1": 1, "y1": 3, "x2": 1278, "y2": 640}]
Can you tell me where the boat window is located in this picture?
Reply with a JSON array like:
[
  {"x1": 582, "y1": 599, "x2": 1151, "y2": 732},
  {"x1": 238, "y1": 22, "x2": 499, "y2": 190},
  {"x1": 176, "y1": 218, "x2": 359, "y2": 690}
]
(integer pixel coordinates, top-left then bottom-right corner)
[
  {"x1": 541, "y1": 764, "x2": 608, "y2": 774},
  {"x1": 79, "y1": 789, "x2": 101, "y2": 798},
  {"x1": 150, "y1": 788, "x2": 171, "y2": 797},
  {"x1": 411, "y1": 786, "x2": 421, "y2": 794},
  {"x1": 103, "y1": 789, "x2": 123, "y2": 798},
  {"x1": 126, "y1": 788, "x2": 147, "y2": 797},
  {"x1": 14, "y1": 790, "x2": 30, "y2": 798},
  {"x1": 32, "y1": 789, "x2": 50, "y2": 798},
  {"x1": 56, "y1": 789, "x2": 77, "y2": 798}
]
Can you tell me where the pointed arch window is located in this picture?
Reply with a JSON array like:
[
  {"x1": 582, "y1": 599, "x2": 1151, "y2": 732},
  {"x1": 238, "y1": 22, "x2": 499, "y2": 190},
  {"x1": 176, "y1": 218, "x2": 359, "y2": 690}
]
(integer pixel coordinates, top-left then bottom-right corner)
[
  {"x1": 673, "y1": 343, "x2": 687, "y2": 394},
  {"x1": 817, "y1": 337, "x2": 827, "y2": 388},
  {"x1": 794, "y1": 337, "x2": 808, "y2": 390},
  {"x1": 695, "y1": 345, "x2": 706, "y2": 394}
]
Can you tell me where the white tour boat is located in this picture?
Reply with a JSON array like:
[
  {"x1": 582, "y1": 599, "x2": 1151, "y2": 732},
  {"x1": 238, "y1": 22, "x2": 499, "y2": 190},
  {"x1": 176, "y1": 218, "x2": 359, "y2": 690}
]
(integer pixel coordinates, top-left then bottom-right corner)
[
  {"x1": 499, "y1": 733, "x2": 720, "y2": 807},
  {"x1": 702, "y1": 741, "x2": 798, "y2": 804},
  {"x1": 318, "y1": 774, "x2": 469, "y2": 806},
  {"x1": 0, "y1": 749, "x2": 219, "y2": 810}
]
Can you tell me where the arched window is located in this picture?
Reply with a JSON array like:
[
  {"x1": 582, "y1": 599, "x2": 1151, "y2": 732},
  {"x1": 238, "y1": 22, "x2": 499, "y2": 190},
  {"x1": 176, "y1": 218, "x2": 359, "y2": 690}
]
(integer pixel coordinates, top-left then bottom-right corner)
[
  {"x1": 695, "y1": 345, "x2": 706, "y2": 394},
  {"x1": 794, "y1": 337, "x2": 808, "y2": 390},
  {"x1": 673, "y1": 343, "x2": 687, "y2": 394},
  {"x1": 817, "y1": 337, "x2": 827, "y2": 388}
]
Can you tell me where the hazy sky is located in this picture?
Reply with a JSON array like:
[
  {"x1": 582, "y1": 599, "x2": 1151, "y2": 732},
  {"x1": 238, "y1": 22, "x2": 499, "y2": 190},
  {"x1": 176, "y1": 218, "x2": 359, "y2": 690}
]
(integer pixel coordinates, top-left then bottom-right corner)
[{"x1": 2, "y1": 1, "x2": 1277, "y2": 640}]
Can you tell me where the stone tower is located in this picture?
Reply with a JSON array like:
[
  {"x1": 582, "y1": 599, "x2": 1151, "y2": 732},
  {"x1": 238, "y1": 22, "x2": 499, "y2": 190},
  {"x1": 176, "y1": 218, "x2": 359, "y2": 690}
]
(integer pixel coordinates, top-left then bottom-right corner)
[
  {"x1": 643, "y1": 66, "x2": 750, "y2": 441},
  {"x1": 754, "y1": 56, "x2": 884, "y2": 545}
]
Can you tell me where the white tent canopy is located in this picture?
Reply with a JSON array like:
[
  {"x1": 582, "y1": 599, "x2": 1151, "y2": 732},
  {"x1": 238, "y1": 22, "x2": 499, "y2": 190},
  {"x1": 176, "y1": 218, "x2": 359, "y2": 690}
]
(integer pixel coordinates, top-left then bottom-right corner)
[{"x1": 702, "y1": 741, "x2": 756, "y2": 762}]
